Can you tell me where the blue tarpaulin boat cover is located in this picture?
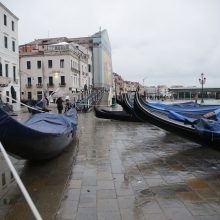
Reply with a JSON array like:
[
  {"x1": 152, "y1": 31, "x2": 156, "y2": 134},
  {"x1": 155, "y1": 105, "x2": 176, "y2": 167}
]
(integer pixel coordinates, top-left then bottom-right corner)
[
  {"x1": 0, "y1": 108, "x2": 77, "y2": 139},
  {"x1": 168, "y1": 110, "x2": 197, "y2": 124},
  {"x1": 193, "y1": 119, "x2": 220, "y2": 142},
  {"x1": 147, "y1": 102, "x2": 220, "y2": 115}
]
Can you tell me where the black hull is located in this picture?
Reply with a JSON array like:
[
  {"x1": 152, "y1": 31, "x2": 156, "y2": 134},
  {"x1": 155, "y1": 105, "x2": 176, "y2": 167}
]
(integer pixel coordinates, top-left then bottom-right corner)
[
  {"x1": 133, "y1": 92, "x2": 220, "y2": 147},
  {"x1": 94, "y1": 107, "x2": 140, "y2": 122},
  {"x1": 1, "y1": 132, "x2": 75, "y2": 160}
]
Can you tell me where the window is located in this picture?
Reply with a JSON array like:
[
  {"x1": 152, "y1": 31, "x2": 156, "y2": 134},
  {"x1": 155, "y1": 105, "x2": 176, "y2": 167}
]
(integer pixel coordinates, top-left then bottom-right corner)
[
  {"x1": 5, "y1": 64, "x2": 8, "y2": 77},
  {"x1": 60, "y1": 76, "x2": 65, "y2": 85},
  {"x1": 27, "y1": 77, "x2": 31, "y2": 85},
  {"x1": 27, "y1": 61, "x2": 31, "y2": 69},
  {"x1": 88, "y1": 64, "x2": 91, "y2": 72},
  {"x1": 27, "y1": 92, "x2": 32, "y2": 100},
  {"x1": 4, "y1": 14, "x2": 7, "y2": 26},
  {"x1": 0, "y1": 62, "x2": 2, "y2": 76},
  {"x1": 37, "y1": 91, "x2": 43, "y2": 100},
  {"x1": 60, "y1": 59, "x2": 64, "y2": 68},
  {"x1": 13, "y1": 66, "x2": 16, "y2": 82},
  {"x1": 49, "y1": 76, "x2": 53, "y2": 85},
  {"x1": 4, "y1": 36, "x2": 8, "y2": 48},
  {"x1": 37, "y1": 60, "x2": 41, "y2": 69},
  {"x1": 12, "y1": 41, "x2": 15, "y2": 52},
  {"x1": 38, "y1": 77, "x2": 42, "y2": 84},
  {"x1": 48, "y1": 60, "x2": 52, "y2": 68},
  {"x1": 12, "y1": 21, "x2": 14, "y2": 31}
]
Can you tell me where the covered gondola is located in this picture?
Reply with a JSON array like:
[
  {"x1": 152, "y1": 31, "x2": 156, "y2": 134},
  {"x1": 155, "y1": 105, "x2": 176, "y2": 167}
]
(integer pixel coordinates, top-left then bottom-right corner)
[
  {"x1": 145, "y1": 100, "x2": 220, "y2": 116},
  {"x1": 0, "y1": 108, "x2": 77, "y2": 160},
  {"x1": 133, "y1": 92, "x2": 220, "y2": 147}
]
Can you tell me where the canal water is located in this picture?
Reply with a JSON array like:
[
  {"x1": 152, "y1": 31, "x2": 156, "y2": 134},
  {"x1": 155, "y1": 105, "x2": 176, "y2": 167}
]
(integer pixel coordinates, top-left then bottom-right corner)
[{"x1": 0, "y1": 107, "x2": 220, "y2": 219}]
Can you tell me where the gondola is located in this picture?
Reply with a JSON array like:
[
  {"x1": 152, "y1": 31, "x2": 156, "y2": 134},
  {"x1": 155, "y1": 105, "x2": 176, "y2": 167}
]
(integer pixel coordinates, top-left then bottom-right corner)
[
  {"x1": 133, "y1": 92, "x2": 220, "y2": 147},
  {"x1": 94, "y1": 106, "x2": 140, "y2": 122},
  {"x1": 27, "y1": 98, "x2": 51, "y2": 114},
  {"x1": 116, "y1": 95, "x2": 123, "y2": 105},
  {"x1": 0, "y1": 108, "x2": 77, "y2": 160},
  {"x1": 145, "y1": 100, "x2": 220, "y2": 116},
  {"x1": 94, "y1": 92, "x2": 142, "y2": 122},
  {"x1": 120, "y1": 93, "x2": 134, "y2": 114}
]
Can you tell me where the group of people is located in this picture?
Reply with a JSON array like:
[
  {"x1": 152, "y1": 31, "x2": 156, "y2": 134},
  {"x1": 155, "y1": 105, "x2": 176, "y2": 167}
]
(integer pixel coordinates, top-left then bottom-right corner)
[{"x1": 56, "y1": 97, "x2": 73, "y2": 114}]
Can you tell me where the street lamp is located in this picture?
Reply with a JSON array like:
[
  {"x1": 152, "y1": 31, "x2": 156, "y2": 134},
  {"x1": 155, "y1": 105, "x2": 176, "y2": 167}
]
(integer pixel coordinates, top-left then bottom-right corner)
[{"x1": 199, "y1": 73, "x2": 206, "y2": 103}]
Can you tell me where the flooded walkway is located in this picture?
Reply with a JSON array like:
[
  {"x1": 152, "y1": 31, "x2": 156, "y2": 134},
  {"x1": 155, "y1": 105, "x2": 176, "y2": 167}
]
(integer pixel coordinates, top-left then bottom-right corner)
[
  {"x1": 57, "y1": 112, "x2": 220, "y2": 220},
  {"x1": 0, "y1": 108, "x2": 220, "y2": 219}
]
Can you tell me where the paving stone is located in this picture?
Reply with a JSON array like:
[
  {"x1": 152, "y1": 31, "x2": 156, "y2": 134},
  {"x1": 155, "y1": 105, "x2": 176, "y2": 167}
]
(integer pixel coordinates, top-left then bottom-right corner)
[
  {"x1": 97, "y1": 189, "x2": 117, "y2": 199},
  {"x1": 97, "y1": 199, "x2": 119, "y2": 212},
  {"x1": 76, "y1": 207, "x2": 97, "y2": 220},
  {"x1": 98, "y1": 211, "x2": 121, "y2": 220},
  {"x1": 2, "y1": 110, "x2": 220, "y2": 220}
]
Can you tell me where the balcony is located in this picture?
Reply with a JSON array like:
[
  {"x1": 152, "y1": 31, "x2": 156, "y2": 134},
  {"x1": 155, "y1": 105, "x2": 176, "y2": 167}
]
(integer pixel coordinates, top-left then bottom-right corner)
[
  {"x1": 71, "y1": 68, "x2": 79, "y2": 74},
  {"x1": 47, "y1": 83, "x2": 54, "y2": 88},
  {"x1": 0, "y1": 76, "x2": 11, "y2": 87},
  {"x1": 26, "y1": 83, "x2": 32, "y2": 88},
  {"x1": 59, "y1": 83, "x2": 66, "y2": 87},
  {"x1": 36, "y1": 83, "x2": 43, "y2": 88}
]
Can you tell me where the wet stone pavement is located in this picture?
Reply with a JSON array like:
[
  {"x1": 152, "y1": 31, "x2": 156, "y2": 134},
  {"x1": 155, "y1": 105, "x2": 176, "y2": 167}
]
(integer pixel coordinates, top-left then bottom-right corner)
[
  {"x1": 56, "y1": 111, "x2": 220, "y2": 220},
  {"x1": 0, "y1": 108, "x2": 220, "y2": 220}
]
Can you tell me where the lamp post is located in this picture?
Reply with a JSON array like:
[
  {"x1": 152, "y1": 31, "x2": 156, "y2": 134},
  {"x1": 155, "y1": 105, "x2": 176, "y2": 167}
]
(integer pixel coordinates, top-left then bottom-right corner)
[{"x1": 199, "y1": 73, "x2": 206, "y2": 103}]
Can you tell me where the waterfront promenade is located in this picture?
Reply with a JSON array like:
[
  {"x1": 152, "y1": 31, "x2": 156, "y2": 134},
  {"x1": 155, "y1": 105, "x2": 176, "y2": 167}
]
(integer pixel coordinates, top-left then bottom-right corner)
[{"x1": 0, "y1": 101, "x2": 220, "y2": 219}]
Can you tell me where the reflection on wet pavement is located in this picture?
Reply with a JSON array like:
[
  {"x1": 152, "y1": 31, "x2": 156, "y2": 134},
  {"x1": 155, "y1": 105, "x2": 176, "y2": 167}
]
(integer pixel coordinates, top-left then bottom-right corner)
[
  {"x1": 1, "y1": 109, "x2": 220, "y2": 219},
  {"x1": 0, "y1": 137, "x2": 78, "y2": 220},
  {"x1": 56, "y1": 112, "x2": 220, "y2": 220}
]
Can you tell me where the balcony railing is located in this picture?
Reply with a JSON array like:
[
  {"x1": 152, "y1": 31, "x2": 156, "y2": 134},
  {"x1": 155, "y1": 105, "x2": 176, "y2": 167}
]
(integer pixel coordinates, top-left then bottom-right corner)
[
  {"x1": 47, "y1": 83, "x2": 54, "y2": 88},
  {"x1": 71, "y1": 68, "x2": 79, "y2": 73},
  {"x1": 59, "y1": 83, "x2": 66, "y2": 87},
  {"x1": 0, "y1": 76, "x2": 11, "y2": 87},
  {"x1": 26, "y1": 83, "x2": 32, "y2": 88},
  {"x1": 36, "y1": 83, "x2": 43, "y2": 88}
]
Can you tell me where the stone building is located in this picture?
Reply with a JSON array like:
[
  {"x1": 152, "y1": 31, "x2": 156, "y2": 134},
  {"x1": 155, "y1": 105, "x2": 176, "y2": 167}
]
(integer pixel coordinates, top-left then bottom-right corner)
[
  {"x1": 113, "y1": 72, "x2": 124, "y2": 95},
  {"x1": 19, "y1": 40, "x2": 92, "y2": 101},
  {"x1": 70, "y1": 29, "x2": 113, "y2": 90},
  {"x1": 19, "y1": 29, "x2": 113, "y2": 102},
  {"x1": 0, "y1": 2, "x2": 20, "y2": 110}
]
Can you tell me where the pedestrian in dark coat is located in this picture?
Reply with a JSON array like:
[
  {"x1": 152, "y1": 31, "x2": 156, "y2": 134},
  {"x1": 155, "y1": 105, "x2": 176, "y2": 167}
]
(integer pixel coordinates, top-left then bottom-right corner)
[{"x1": 56, "y1": 97, "x2": 63, "y2": 114}]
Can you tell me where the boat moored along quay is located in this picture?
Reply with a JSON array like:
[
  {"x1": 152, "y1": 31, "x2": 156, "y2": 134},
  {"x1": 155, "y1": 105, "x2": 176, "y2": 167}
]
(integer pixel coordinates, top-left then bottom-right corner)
[
  {"x1": 1, "y1": 100, "x2": 220, "y2": 219},
  {"x1": 133, "y1": 91, "x2": 220, "y2": 148},
  {"x1": 0, "y1": 108, "x2": 78, "y2": 160}
]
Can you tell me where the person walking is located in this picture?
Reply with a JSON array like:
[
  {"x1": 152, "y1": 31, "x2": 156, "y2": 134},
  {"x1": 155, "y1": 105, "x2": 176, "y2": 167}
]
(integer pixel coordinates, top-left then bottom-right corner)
[{"x1": 56, "y1": 97, "x2": 63, "y2": 114}]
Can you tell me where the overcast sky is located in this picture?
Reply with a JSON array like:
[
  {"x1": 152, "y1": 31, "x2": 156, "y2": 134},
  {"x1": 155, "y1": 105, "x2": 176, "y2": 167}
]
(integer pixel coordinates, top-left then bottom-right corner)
[{"x1": 2, "y1": 0, "x2": 220, "y2": 87}]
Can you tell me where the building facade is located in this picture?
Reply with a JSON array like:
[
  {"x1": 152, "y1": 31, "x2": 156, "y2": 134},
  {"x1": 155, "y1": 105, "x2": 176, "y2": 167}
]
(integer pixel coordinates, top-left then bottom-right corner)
[
  {"x1": 69, "y1": 30, "x2": 113, "y2": 89},
  {"x1": 19, "y1": 41, "x2": 92, "y2": 101},
  {"x1": 19, "y1": 30, "x2": 113, "y2": 101},
  {"x1": 0, "y1": 3, "x2": 20, "y2": 110},
  {"x1": 113, "y1": 72, "x2": 125, "y2": 96}
]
